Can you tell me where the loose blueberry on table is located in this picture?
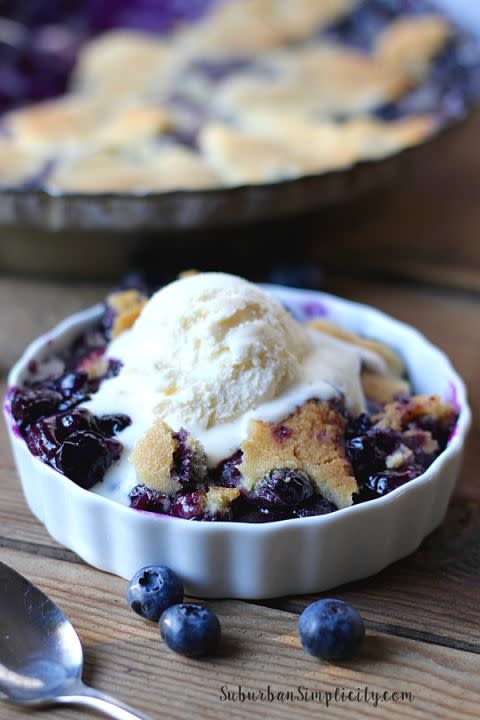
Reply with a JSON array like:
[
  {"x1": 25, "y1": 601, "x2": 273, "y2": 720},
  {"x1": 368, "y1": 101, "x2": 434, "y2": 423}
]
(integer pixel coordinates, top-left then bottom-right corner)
[
  {"x1": 159, "y1": 603, "x2": 221, "y2": 658},
  {"x1": 127, "y1": 566, "x2": 184, "y2": 622},
  {"x1": 299, "y1": 599, "x2": 366, "y2": 661}
]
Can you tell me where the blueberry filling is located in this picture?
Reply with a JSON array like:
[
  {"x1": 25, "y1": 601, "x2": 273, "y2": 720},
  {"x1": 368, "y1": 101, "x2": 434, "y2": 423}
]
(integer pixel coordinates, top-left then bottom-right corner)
[
  {"x1": 291, "y1": 495, "x2": 337, "y2": 519},
  {"x1": 130, "y1": 485, "x2": 171, "y2": 514},
  {"x1": 24, "y1": 407, "x2": 129, "y2": 490},
  {"x1": 9, "y1": 321, "x2": 130, "y2": 490},
  {"x1": 252, "y1": 469, "x2": 314, "y2": 511},
  {"x1": 215, "y1": 449, "x2": 242, "y2": 488},
  {"x1": 170, "y1": 491, "x2": 207, "y2": 521},
  {"x1": 57, "y1": 430, "x2": 122, "y2": 490}
]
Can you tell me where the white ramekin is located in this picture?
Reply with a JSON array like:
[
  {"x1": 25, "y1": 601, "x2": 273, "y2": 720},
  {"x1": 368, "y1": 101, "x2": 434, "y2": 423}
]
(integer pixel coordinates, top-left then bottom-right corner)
[{"x1": 4, "y1": 286, "x2": 471, "y2": 599}]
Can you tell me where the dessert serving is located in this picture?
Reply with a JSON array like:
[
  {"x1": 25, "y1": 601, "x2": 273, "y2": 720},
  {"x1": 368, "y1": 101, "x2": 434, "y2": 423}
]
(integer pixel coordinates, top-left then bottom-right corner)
[
  {"x1": 6, "y1": 273, "x2": 459, "y2": 523},
  {"x1": 0, "y1": 0, "x2": 479, "y2": 192}
]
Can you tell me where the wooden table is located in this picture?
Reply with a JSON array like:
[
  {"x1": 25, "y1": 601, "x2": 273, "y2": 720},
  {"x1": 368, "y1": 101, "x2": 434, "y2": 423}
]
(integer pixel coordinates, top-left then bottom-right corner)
[{"x1": 1, "y1": 270, "x2": 479, "y2": 720}]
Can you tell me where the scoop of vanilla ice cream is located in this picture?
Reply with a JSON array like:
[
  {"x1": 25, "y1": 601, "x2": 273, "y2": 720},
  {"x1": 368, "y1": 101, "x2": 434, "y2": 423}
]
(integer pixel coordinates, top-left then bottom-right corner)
[
  {"x1": 111, "y1": 273, "x2": 311, "y2": 429},
  {"x1": 84, "y1": 272, "x2": 391, "y2": 502}
]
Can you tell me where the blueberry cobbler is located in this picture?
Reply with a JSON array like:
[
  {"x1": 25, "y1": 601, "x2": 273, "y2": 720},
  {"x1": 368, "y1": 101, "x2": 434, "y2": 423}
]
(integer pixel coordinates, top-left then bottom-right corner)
[
  {"x1": 7, "y1": 273, "x2": 458, "y2": 523},
  {"x1": 0, "y1": 0, "x2": 479, "y2": 191}
]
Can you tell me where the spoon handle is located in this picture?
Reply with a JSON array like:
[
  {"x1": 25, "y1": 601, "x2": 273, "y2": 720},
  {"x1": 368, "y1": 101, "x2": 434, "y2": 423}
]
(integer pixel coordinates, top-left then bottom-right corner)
[{"x1": 57, "y1": 682, "x2": 155, "y2": 720}]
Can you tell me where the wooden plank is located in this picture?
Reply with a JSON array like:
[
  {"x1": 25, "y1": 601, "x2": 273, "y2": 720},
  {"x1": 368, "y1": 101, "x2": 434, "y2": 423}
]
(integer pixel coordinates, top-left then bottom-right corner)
[
  {"x1": 1, "y1": 546, "x2": 479, "y2": 720},
  {"x1": 0, "y1": 278, "x2": 108, "y2": 376},
  {"x1": 273, "y1": 497, "x2": 480, "y2": 652}
]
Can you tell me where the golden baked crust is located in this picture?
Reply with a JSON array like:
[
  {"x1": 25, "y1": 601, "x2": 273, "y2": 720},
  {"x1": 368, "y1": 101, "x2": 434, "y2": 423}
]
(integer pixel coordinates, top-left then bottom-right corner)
[
  {"x1": 129, "y1": 420, "x2": 181, "y2": 494},
  {"x1": 72, "y1": 30, "x2": 175, "y2": 101},
  {"x1": 0, "y1": 6, "x2": 455, "y2": 192},
  {"x1": 361, "y1": 371, "x2": 411, "y2": 404},
  {"x1": 205, "y1": 487, "x2": 241, "y2": 515},
  {"x1": 199, "y1": 123, "x2": 307, "y2": 185},
  {"x1": 224, "y1": 112, "x2": 434, "y2": 174},
  {"x1": 376, "y1": 14, "x2": 452, "y2": 82},
  {"x1": 240, "y1": 400, "x2": 357, "y2": 509},
  {"x1": 6, "y1": 97, "x2": 172, "y2": 152},
  {"x1": 0, "y1": 140, "x2": 47, "y2": 187},
  {"x1": 77, "y1": 352, "x2": 109, "y2": 380},
  {"x1": 92, "y1": 105, "x2": 173, "y2": 147},
  {"x1": 6, "y1": 97, "x2": 103, "y2": 149},
  {"x1": 213, "y1": 44, "x2": 409, "y2": 121},
  {"x1": 200, "y1": 120, "x2": 355, "y2": 184},
  {"x1": 177, "y1": 0, "x2": 359, "y2": 58},
  {"x1": 340, "y1": 115, "x2": 436, "y2": 160},
  {"x1": 47, "y1": 144, "x2": 219, "y2": 193},
  {"x1": 307, "y1": 319, "x2": 406, "y2": 377},
  {"x1": 385, "y1": 444, "x2": 414, "y2": 470},
  {"x1": 107, "y1": 289, "x2": 148, "y2": 338}
]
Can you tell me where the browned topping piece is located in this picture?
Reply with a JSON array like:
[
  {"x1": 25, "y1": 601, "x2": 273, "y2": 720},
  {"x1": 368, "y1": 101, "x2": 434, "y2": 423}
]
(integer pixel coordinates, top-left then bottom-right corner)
[
  {"x1": 107, "y1": 289, "x2": 147, "y2": 338},
  {"x1": 375, "y1": 15, "x2": 451, "y2": 82},
  {"x1": 307, "y1": 319, "x2": 405, "y2": 377},
  {"x1": 178, "y1": 269, "x2": 200, "y2": 279},
  {"x1": 129, "y1": 420, "x2": 181, "y2": 495},
  {"x1": 240, "y1": 400, "x2": 357, "y2": 509},
  {"x1": 206, "y1": 487, "x2": 241, "y2": 515},
  {"x1": 77, "y1": 353, "x2": 109, "y2": 380},
  {"x1": 374, "y1": 394, "x2": 457, "y2": 432},
  {"x1": 385, "y1": 444, "x2": 414, "y2": 470},
  {"x1": 403, "y1": 429, "x2": 438, "y2": 456},
  {"x1": 362, "y1": 371, "x2": 411, "y2": 404}
]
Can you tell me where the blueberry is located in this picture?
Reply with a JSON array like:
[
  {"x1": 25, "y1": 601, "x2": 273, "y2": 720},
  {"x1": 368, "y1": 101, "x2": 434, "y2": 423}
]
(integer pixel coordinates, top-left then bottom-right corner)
[
  {"x1": 365, "y1": 467, "x2": 422, "y2": 497},
  {"x1": 170, "y1": 491, "x2": 206, "y2": 520},
  {"x1": 56, "y1": 430, "x2": 122, "y2": 489},
  {"x1": 346, "y1": 428, "x2": 402, "y2": 480},
  {"x1": 127, "y1": 566, "x2": 184, "y2": 622},
  {"x1": 160, "y1": 603, "x2": 221, "y2": 658},
  {"x1": 129, "y1": 485, "x2": 171, "y2": 514},
  {"x1": 291, "y1": 495, "x2": 337, "y2": 518},
  {"x1": 254, "y1": 469, "x2": 313, "y2": 510},
  {"x1": 97, "y1": 413, "x2": 131, "y2": 437},
  {"x1": 299, "y1": 599, "x2": 365, "y2": 661},
  {"x1": 217, "y1": 450, "x2": 243, "y2": 488},
  {"x1": 9, "y1": 387, "x2": 62, "y2": 433},
  {"x1": 25, "y1": 408, "x2": 126, "y2": 482}
]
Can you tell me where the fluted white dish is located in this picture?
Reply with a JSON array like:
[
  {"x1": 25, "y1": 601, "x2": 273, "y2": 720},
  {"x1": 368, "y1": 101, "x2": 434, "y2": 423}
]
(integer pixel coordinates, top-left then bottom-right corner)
[{"x1": 4, "y1": 286, "x2": 470, "y2": 599}]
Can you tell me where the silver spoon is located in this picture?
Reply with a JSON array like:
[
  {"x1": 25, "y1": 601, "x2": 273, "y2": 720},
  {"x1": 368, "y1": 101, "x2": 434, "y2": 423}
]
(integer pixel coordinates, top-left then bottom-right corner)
[{"x1": 0, "y1": 561, "x2": 154, "y2": 719}]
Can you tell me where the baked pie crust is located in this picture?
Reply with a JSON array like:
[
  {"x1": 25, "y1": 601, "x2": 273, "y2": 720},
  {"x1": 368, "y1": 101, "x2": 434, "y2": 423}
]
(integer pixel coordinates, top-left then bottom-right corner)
[{"x1": 0, "y1": 2, "x2": 465, "y2": 191}]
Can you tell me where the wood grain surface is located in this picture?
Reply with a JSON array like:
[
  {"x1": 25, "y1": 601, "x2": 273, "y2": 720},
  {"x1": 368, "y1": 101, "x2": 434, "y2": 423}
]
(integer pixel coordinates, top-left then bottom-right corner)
[
  {"x1": 308, "y1": 108, "x2": 480, "y2": 293},
  {"x1": 1, "y1": 546, "x2": 480, "y2": 720}
]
